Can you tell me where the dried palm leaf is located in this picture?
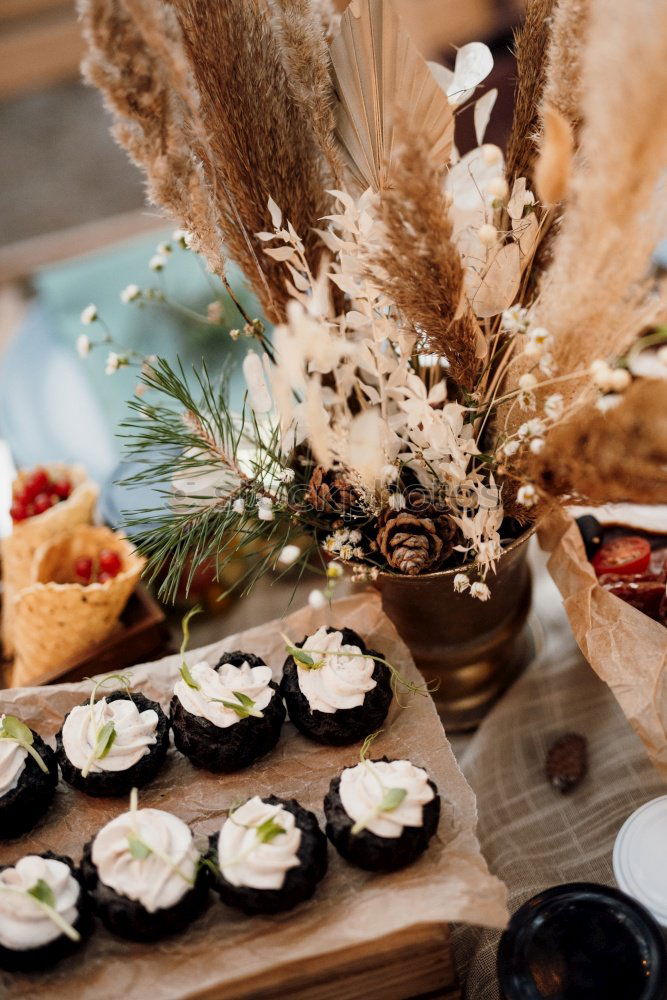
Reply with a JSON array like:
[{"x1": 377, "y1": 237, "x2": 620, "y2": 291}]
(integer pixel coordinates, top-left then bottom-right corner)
[{"x1": 328, "y1": 0, "x2": 453, "y2": 193}]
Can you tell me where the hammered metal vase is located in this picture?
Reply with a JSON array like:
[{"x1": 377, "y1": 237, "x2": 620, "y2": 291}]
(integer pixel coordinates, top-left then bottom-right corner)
[{"x1": 374, "y1": 529, "x2": 535, "y2": 732}]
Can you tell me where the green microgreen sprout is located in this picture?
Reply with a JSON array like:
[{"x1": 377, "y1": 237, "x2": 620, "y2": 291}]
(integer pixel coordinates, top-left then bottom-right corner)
[
  {"x1": 254, "y1": 816, "x2": 286, "y2": 844},
  {"x1": 0, "y1": 715, "x2": 49, "y2": 774},
  {"x1": 0, "y1": 877, "x2": 80, "y2": 943},
  {"x1": 80, "y1": 673, "x2": 132, "y2": 779},
  {"x1": 211, "y1": 690, "x2": 263, "y2": 719},
  {"x1": 179, "y1": 605, "x2": 203, "y2": 689},
  {"x1": 125, "y1": 788, "x2": 195, "y2": 886},
  {"x1": 282, "y1": 637, "x2": 438, "y2": 707}
]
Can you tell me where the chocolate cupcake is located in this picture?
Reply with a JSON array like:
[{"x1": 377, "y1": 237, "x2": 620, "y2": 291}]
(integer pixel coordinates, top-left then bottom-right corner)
[
  {"x1": 0, "y1": 716, "x2": 58, "y2": 839},
  {"x1": 209, "y1": 795, "x2": 327, "y2": 915},
  {"x1": 0, "y1": 852, "x2": 92, "y2": 971},
  {"x1": 82, "y1": 801, "x2": 208, "y2": 941},
  {"x1": 324, "y1": 756, "x2": 440, "y2": 872},
  {"x1": 280, "y1": 626, "x2": 392, "y2": 745},
  {"x1": 56, "y1": 688, "x2": 170, "y2": 798},
  {"x1": 170, "y1": 651, "x2": 285, "y2": 772}
]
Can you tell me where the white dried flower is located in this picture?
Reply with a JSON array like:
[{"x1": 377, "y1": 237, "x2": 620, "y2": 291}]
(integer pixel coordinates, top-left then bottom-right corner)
[
  {"x1": 596, "y1": 393, "x2": 622, "y2": 413},
  {"x1": 501, "y1": 305, "x2": 528, "y2": 335},
  {"x1": 486, "y1": 176, "x2": 509, "y2": 201},
  {"x1": 156, "y1": 242, "x2": 172, "y2": 256},
  {"x1": 229, "y1": 328, "x2": 241, "y2": 342},
  {"x1": 544, "y1": 393, "x2": 564, "y2": 421},
  {"x1": 529, "y1": 437, "x2": 545, "y2": 454},
  {"x1": 348, "y1": 529, "x2": 362, "y2": 544},
  {"x1": 517, "y1": 483, "x2": 538, "y2": 507},
  {"x1": 277, "y1": 544, "x2": 301, "y2": 566},
  {"x1": 453, "y1": 573, "x2": 470, "y2": 593},
  {"x1": 308, "y1": 589, "x2": 327, "y2": 610},
  {"x1": 323, "y1": 535, "x2": 338, "y2": 553},
  {"x1": 338, "y1": 543, "x2": 354, "y2": 561},
  {"x1": 657, "y1": 345, "x2": 667, "y2": 365},
  {"x1": 120, "y1": 284, "x2": 141, "y2": 304},
  {"x1": 326, "y1": 562, "x2": 344, "y2": 580},
  {"x1": 518, "y1": 373, "x2": 537, "y2": 391},
  {"x1": 388, "y1": 493, "x2": 406, "y2": 511},
  {"x1": 257, "y1": 497, "x2": 274, "y2": 521},
  {"x1": 277, "y1": 467, "x2": 295, "y2": 484},
  {"x1": 482, "y1": 144, "x2": 502, "y2": 166},
  {"x1": 353, "y1": 547, "x2": 365, "y2": 559},
  {"x1": 503, "y1": 439, "x2": 521, "y2": 457},
  {"x1": 609, "y1": 368, "x2": 631, "y2": 392},
  {"x1": 470, "y1": 581, "x2": 491, "y2": 601},
  {"x1": 232, "y1": 497, "x2": 245, "y2": 515},
  {"x1": 172, "y1": 228, "x2": 191, "y2": 248},
  {"x1": 80, "y1": 304, "x2": 97, "y2": 325},
  {"x1": 105, "y1": 351, "x2": 123, "y2": 375},
  {"x1": 538, "y1": 352, "x2": 557, "y2": 377},
  {"x1": 519, "y1": 390, "x2": 536, "y2": 412},
  {"x1": 207, "y1": 301, "x2": 223, "y2": 324},
  {"x1": 76, "y1": 334, "x2": 91, "y2": 358},
  {"x1": 149, "y1": 254, "x2": 167, "y2": 272},
  {"x1": 518, "y1": 418, "x2": 545, "y2": 439},
  {"x1": 477, "y1": 223, "x2": 497, "y2": 247},
  {"x1": 381, "y1": 464, "x2": 399, "y2": 483}
]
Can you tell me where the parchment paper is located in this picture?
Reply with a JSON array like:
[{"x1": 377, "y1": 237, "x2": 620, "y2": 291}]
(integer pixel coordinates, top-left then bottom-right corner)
[
  {"x1": 540, "y1": 510, "x2": 667, "y2": 780},
  {"x1": 0, "y1": 591, "x2": 508, "y2": 1000}
]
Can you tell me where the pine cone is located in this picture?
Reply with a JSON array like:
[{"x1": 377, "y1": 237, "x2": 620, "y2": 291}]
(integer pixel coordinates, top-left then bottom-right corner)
[
  {"x1": 545, "y1": 732, "x2": 588, "y2": 794},
  {"x1": 307, "y1": 466, "x2": 363, "y2": 516},
  {"x1": 376, "y1": 510, "x2": 444, "y2": 575}
]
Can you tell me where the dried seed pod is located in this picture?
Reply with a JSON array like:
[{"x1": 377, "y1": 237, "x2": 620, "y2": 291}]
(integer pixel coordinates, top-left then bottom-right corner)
[{"x1": 545, "y1": 732, "x2": 588, "y2": 794}]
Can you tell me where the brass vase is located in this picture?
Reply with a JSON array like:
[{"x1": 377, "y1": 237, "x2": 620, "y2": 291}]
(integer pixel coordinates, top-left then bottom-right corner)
[{"x1": 373, "y1": 529, "x2": 535, "y2": 732}]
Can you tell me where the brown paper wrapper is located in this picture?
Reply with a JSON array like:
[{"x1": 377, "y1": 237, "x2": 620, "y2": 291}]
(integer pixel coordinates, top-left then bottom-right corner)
[
  {"x1": 0, "y1": 591, "x2": 508, "y2": 999},
  {"x1": 1, "y1": 465, "x2": 98, "y2": 657},
  {"x1": 10, "y1": 526, "x2": 145, "y2": 687},
  {"x1": 540, "y1": 509, "x2": 667, "y2": 780}
]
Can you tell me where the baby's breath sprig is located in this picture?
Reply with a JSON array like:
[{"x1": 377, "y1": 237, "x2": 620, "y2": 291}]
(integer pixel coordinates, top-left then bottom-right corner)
[{"x1": 0, "y1": 716, "x2": 49, "y2": 774}]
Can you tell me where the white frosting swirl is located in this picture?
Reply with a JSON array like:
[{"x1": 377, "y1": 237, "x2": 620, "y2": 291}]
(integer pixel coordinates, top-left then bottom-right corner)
[
  {"x1": 92, "y1": 807, "x2": 199, "y2": 913},
  {"x1": 218, "y1": 796, "x2": 301, "y2": 890},
  {"x1": 174, "y1": 660, "x2": 274, "y2": 727},
  {"x1": 0, "y1": 856, "x2": 79, "y2": 950},
  {"x1": 0, "y1": 715, "x2": 28, "y2": 797},
  {"x1": 62, "y1": 697, "x2": 158, "y2": 773},
  {"x1": 296, "y1": 627, "x2": 377, "y2": 714},
  {"x1": 339, "y1": 759, "x2": 435, "y2": 838}
]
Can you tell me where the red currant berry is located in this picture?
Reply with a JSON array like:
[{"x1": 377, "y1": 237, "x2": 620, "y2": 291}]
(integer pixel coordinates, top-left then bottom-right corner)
[
  {"x1": 74, "y1": 557, "x2": 93, "y2": 583},
  {"x1": 24, "y1": 503, "x2": 36, "y2": 519},
  {"x1": 97, "y1": 571, "x2": 112, "y2": 583},
  {"x1": 33, "y1": 493, "x2": 53, "y2": 515},
  {"x1": 23, "y1": 468, "x2": 49, "y2": 502},
  {"x1": 52, "y1": 479, "x2": 72, "y2": 500},
  {"x1": 10, "y1": 501, "x2": 28, "y2": 522},
  {"x1": 99, "y1": 549, "x2": 122, "y2": 577}
]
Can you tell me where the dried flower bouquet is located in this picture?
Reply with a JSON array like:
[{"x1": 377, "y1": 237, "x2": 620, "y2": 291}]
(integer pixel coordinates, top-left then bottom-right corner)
[{"x1": 78, "y1": 0, "x2": 667, "y2": 602}]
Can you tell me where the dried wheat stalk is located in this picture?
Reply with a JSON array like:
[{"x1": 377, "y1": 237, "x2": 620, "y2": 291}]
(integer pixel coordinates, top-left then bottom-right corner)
[
  {"x1": 531, "y1": 380, "x2": 667, "y2": 504},
  {"x1": 367, "y1": 130, "x2": 479, "y2": 389},
  {"x1": 78, "y1": 0, "x2": 225, "y2": 275},
  {"x1": 269, "y1": 0, "x2": 344, "y2": 185},
  {"x1": 505, "y1": 0, "x2": 557, "y2": 185}
]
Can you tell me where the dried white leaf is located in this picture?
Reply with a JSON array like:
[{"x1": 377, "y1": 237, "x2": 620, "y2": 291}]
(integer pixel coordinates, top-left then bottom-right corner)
[
  {"x1": 468, "y1": 242, "x2": 521, "y2": 318},
  {"x1": 243, "y1": 351, "x2": 273, "y2": 413},
  {"x1": 512, "y1": 213, "x2": 539, "y2": 261},
  {"x1": 264, "y1": 246, "x2": 296, "y2": 262},
  {"x1": 447, "y1": 43, "x2": 493, "y2": 107},
  {"x1": 473, "y1": 88, "x2": 497, "y2": 146},
  {"x1": 267, "y1": 197, "x2": 282, "y2": 229}
]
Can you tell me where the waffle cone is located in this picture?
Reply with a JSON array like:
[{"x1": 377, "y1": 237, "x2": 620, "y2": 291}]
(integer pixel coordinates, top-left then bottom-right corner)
[
  {"x1": 11, "y1": 525, "x2": 145, "y2": 687},
  {"x1": 1, "y1": 465, "x2": 98, "y2": 656}
]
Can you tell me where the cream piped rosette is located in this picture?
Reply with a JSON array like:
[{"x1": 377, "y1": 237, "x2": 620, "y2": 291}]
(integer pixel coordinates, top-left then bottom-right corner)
[
  {"x1": 217, "y1": 796, "x2": 301, "y2": 890},
  {"x1": 0, "y1": 717, "x2": 27, "y2": 797},
  {"x1": 339, "y1": 759, "x2": 435, "y2": 838},
  {"x1": 174, "y1": 659, "x2": 275, "y2": 727},
  {"x1": 11, "y1": 525, "x2": 145, "y2": 687},
  {"x1": 91, "y1": 807, "x2": 199, "y2": 913},
  {"x1": 61, "y1": 697, "x2": 158, "y2": 774},
  {"x1": 296, "y1": 626, "x2": 377, "y2": 713},
  {"x1": 1, "y1": 464, "x2": 98, "y2": 657},
  {"x1": 0, "y1": 856, "x2": 80, "y2": 951}
]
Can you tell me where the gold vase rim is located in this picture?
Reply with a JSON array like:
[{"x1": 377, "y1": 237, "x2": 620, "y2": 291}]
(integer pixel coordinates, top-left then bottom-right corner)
[{"x1": 373, "y1": 522, "x2": 537, "y2": 582}]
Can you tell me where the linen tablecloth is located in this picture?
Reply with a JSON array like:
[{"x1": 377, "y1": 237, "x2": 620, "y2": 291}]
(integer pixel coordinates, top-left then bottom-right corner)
[{"x1": 452, "y1": 547, "x2": 666, "y2": 998}]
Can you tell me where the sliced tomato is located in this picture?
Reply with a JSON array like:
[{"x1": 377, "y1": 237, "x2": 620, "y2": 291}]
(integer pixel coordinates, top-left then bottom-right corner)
[{"x1": 592, "y1": 536, "x2": 651, "y2": 577}]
